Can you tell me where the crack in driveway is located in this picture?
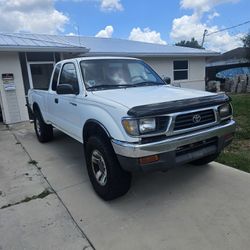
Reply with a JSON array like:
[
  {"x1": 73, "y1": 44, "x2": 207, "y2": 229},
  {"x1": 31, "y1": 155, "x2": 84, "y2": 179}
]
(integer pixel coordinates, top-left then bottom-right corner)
[{"x1": 1, "y1": 189, "x2": 53, "y2": 209}]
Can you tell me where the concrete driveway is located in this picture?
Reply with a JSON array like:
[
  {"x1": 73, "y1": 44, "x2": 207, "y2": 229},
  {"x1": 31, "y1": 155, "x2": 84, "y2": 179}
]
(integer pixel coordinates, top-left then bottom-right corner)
[
  {"x1": 12, "y1": 122, "x2": 250, "y2": 250},
  {"x1": 0, "y1": 124, "x2": 92, "y2": 250}
]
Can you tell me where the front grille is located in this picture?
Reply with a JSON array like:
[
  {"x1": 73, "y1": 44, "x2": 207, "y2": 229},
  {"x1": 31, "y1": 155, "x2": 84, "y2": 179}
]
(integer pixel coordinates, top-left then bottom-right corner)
[
  {"x1": 174, "y1": 109, "x2": 215, "y2": 131},
  {"x1": 156, "y1": 116, "x2": 169, "y2": 131},
  {"x1": 176, "y1": 137, "x2": 218, "y2": 156}
]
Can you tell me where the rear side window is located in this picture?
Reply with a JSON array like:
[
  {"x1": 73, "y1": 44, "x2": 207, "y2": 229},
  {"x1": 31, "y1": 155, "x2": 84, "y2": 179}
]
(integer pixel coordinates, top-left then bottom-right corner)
[
  {"x1": 59, "y1": 63, "x2": 79, "y2": 94},
  {"x1": 51, "y1": 64, "x2": 61, "y2": 91}
]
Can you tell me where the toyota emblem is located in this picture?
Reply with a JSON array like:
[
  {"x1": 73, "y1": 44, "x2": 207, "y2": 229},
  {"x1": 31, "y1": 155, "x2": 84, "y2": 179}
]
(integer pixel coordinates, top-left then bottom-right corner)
[{"x1": 192, "y1": 114, "x2": 201, "y2": 123}]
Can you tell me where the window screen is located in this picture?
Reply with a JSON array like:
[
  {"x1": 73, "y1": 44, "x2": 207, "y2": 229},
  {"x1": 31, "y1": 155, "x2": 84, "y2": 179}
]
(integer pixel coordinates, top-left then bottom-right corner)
[
  {"x1": 173, "y1": 60, "x2": 188, "y2": 80},
  {"x1": 30, "y1": 64, "x2": 54, "y2": 90}
]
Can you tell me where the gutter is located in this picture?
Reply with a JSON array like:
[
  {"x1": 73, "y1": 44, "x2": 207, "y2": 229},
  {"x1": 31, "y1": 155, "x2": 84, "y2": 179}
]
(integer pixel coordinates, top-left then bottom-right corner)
[
  {"x1": 82, "y1": 52, "x2": 220, "y2": 58},
  {"x1": 0, "y1": 46, "x2": 90, "y2": 53}
]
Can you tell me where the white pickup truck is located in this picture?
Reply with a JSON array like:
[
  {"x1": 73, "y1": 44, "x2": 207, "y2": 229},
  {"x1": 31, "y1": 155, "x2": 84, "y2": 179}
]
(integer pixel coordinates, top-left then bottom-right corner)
[{"x1": 28, "y1": 57, "x2": 236, "y2": 200}]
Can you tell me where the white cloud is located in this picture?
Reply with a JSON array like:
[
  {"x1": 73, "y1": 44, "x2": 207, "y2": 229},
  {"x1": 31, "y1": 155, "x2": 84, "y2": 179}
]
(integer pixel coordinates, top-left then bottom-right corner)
[
  {"x1": 208, "y1": 11, "x2": 220, "y2": 20},
  {"x1": 95, "y1": 25, "x2": 114, "y2": 38},
  {"x1": 100, "y1": 0, "x2": 123, "y2": 12},
  {"x1": 180, "y1": 0, "x2": 239, "y2": 14},
  {"x1": 129, "y1": 27, "x2": 167, "y2": 45},
  {"x1": 67, "y1": 32, "x2": 77, "y2": 36},
  {"x1": 171, "y1": 0, "x2": 243, "y2": 52},
  {"x1": 0, "y1": 0, "x2": 68, "y2": 34},
  {"x1": 57, "y1": 0, "x2": 124, "y2": 12}
]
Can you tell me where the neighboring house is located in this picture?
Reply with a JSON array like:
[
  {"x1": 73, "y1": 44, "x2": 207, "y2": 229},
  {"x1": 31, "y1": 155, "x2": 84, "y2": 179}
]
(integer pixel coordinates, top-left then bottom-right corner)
[
  {"x1": 206, "y1": 47, "x2": 250, "y2": 80},
  {"x1": 0, "y1": 32, "x2": 218, "y2": 124}
]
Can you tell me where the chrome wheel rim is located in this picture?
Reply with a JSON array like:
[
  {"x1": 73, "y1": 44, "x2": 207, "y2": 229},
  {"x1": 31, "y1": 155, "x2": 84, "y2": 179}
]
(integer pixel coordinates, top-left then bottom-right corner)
[
  {"x1": 35, "y1": 117, "x2": 41, "y2": 136},
  {"x1": 91, "y1": 149, "x2": 107, "y2": 186}
]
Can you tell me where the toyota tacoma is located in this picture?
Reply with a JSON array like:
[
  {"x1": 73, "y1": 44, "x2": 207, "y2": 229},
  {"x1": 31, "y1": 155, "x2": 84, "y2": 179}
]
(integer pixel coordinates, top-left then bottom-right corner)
[{"x1": 28, "y1": 57, "x2": 236, "y2": 200}]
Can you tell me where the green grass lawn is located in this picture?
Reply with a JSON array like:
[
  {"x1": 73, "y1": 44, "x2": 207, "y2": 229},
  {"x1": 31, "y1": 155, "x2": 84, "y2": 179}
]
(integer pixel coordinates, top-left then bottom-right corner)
[{"x1": 217, "y1": 94, "x2": 250, "y2": 173}]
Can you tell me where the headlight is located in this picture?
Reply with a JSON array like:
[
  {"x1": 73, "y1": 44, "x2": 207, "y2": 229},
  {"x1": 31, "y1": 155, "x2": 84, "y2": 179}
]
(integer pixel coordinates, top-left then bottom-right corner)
[
  {"x1": 139, "y1": 118, "x2": 156, "y2": 134},
  {"x1": 219, "y1": 103, "x2": 232, "y2": 118},
  {"x1": 122, "y1": 118, "x2": 156, "y2": 136}
]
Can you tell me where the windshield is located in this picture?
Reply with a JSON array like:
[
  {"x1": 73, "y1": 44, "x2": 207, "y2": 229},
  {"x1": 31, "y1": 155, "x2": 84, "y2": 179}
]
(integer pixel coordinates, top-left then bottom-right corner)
[{"x1": 80, "y1": 59, "x2": 165, "y2": 90}]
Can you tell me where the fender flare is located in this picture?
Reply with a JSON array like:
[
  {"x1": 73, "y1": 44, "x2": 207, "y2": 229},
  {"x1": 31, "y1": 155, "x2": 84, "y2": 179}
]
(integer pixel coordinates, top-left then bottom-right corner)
[{"x1": 82, "y1": 119, "x2": 111, "y2": 143}]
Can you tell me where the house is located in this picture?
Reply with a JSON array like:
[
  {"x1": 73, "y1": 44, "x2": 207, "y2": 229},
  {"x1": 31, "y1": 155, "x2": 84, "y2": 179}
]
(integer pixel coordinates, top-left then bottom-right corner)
[
  {"x1": 206, "y1": 47, "x2": 250, "y2": 80},
  {"x1": 0, "y1": 32, "x2": 218, "y2": 124},
  {"x1": 206, "y1": 47, "x2": 250, "y2": 93}
]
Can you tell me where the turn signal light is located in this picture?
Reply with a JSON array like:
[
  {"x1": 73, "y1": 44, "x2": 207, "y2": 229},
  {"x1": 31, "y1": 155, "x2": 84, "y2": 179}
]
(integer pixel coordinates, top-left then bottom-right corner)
[{"x1": 139, "y1": 155, "x2": 159, "y2": 165}]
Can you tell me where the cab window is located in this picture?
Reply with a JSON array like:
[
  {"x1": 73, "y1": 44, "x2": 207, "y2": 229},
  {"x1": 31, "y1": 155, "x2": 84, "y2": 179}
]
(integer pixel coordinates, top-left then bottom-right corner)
[{"x1": 59, "y1": 63, "x2": 79, "y2": 94}]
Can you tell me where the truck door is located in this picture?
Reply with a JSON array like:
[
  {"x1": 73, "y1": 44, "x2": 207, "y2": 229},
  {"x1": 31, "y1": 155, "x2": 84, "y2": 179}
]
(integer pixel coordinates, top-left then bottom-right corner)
[
  {"x1": 50, "y1": 62, "x2": 82, "y2": 140},
  {"x1": 47, "y1": 63, "x2": 61, "y2": 124}
]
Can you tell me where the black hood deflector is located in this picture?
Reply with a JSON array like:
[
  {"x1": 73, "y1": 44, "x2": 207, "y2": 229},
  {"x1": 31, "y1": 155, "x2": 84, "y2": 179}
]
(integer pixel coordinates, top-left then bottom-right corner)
[{"x1": 127, "y1": 93, "x2": 230, "y2": 117}]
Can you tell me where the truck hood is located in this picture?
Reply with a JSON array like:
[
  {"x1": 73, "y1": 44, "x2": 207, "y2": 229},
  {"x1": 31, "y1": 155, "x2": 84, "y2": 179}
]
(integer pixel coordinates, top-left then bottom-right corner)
[{"x1": 91, "y1": 85, "x2": 215, "y2": 109}]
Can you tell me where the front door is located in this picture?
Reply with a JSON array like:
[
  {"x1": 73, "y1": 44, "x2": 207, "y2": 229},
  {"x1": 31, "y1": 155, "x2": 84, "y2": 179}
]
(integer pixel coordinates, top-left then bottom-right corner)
[{"x1": 50, "y1": 62, "x2": 82, "y2": 140}]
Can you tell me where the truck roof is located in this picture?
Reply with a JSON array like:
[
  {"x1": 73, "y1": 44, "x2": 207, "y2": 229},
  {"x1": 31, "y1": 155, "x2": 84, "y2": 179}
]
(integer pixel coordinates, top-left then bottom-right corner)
[{"x1": 58, "y1": 56, "x2": 141, "y2": 64}]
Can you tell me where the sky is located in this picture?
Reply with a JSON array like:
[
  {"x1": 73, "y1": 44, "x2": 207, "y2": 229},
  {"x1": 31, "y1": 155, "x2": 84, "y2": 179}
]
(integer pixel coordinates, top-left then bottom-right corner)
[{"x1": 0, "y1": 0, "x2": 249, "y2": 52}]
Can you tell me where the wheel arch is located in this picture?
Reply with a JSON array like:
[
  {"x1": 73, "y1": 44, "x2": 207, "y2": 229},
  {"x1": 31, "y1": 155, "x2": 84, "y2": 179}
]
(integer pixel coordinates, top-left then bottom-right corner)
[
  {"x1": 83, "y1": 119, "x2": 111, "y2": 144},
  {"x1": 33, "y1": 102, "x2": 40, "y2": 113}
]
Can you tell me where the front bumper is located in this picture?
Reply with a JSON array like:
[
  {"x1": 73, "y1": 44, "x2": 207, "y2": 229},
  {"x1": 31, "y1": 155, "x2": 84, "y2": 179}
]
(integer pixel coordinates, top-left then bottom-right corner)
[
  {"x1": 112, "y1": 120, "x2": 235, "y2": 167},
  {"x1": 112, "y1": 120, "x2": 235, "y2": 172}
]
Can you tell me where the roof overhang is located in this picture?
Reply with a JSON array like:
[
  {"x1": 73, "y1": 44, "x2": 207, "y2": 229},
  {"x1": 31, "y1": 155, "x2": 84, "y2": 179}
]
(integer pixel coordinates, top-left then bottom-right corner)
[
  {"x1": 83, "y1": 52, "x2": 220, "y2": 58},
  {"x1": 0, "y1": 46, "x2": 89, "y2": 53},
  {"x1": 207, "y1": 58, "x2": 250, "y2": 67}
]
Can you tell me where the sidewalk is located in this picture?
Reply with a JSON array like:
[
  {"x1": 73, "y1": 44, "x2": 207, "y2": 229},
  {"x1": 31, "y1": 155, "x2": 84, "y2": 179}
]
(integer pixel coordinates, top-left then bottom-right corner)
[{"x1": 0, "y1": 124, "x2": 93, "y2": 250}]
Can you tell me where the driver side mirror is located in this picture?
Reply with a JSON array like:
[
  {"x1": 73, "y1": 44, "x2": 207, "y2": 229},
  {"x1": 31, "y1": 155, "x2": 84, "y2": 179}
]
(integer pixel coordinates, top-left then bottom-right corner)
[
  {"x1": 56, "y1": 84, "x2": 75, "y2": 95},
  {"x1": 163, "y1": 76, "x2": 171, "y2": 85}
]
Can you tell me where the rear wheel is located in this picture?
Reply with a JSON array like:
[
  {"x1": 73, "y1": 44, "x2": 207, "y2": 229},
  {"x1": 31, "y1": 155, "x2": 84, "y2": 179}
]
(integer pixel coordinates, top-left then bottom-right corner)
[
  {"x1": 85, "y1": 135, "x2": 131, "y2": 200},
  {"x1": 191, "y1": 153, "x2": 219, "y2": 166},
  {"x1": 34, "y1": 109, "x2": 53, "y2": 143}
]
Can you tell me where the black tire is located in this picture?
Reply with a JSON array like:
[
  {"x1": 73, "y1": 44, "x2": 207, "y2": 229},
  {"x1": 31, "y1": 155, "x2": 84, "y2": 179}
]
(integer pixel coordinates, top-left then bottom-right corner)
[
  {"x1": 85, "y1": 136, "x2": 131, "y2": 200},
  {"x1": 34, "y1": 109, "x2": 53, "y2": 143},
  {"x1": 191, "y1": 153, "x2": 219, "y2": 166}
]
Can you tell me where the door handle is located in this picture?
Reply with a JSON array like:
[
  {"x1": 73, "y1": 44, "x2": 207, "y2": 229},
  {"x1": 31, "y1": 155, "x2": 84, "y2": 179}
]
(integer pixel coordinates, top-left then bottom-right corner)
[
  {"x1": 70, "y1": 102, "x2": 77, "y2": 106},
  {"x1": 55, "y1": 98, "x2": 59, "y2": 104}
]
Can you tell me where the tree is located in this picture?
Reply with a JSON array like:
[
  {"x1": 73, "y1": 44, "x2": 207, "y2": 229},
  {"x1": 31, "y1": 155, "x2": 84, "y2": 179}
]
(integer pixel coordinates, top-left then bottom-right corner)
[
  {"x1": 241, "y1": 32, "x2": 250, "y2": 48},
  {"x1": 175, "y1": 37, "x2": 203, "y2": 49},
  {"x1": 241, "y1": 32, "x2": 250, "y2": 60}
]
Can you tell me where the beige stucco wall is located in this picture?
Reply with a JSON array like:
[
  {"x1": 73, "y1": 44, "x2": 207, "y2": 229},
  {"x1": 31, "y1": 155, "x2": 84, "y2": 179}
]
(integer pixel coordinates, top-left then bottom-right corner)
[
  {"x1": 0, "y1": 52, "x2": 29, "y2": 124},
  {"x1": 143, "y1": 57, "x2": 206, "y2": 91}
]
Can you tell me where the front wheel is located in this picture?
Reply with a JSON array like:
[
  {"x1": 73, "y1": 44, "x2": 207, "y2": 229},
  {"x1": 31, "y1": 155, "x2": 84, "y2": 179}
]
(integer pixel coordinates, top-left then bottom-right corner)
[
  {"x1": 85, "y1": 136, "x2": 131, "y2": 200},
  {"x1": 191, "y1": 153, "x2": 219, "y2": 166},
  {"x1": 34, "y1": 110, "x2": 53, "y2": 143}
]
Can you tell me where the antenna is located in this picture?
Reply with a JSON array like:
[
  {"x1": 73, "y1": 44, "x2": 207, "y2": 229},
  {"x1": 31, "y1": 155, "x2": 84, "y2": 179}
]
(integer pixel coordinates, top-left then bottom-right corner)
[
  {"x1": 74, "y1": 24, "x2": 81, "y2": 46},
  {"x1": 201, "y1": 29, "x2": 208, "y2": 48}
]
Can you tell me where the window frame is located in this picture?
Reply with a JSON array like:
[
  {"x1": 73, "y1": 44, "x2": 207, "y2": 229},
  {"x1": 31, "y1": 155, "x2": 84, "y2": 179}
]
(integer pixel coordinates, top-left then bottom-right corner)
[
  {"x1": 173, "y1": 59, "x2": 189, "y2": 81},
  {"x1": 51, "y1": 63, "x2": 61, "y2": 91}
]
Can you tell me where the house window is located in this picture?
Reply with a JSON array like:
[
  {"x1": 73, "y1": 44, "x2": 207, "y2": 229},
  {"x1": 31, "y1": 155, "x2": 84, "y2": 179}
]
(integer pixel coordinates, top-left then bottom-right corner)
[{"x1": 173, "y1": 60, "x2": 188, "y2": 80}]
